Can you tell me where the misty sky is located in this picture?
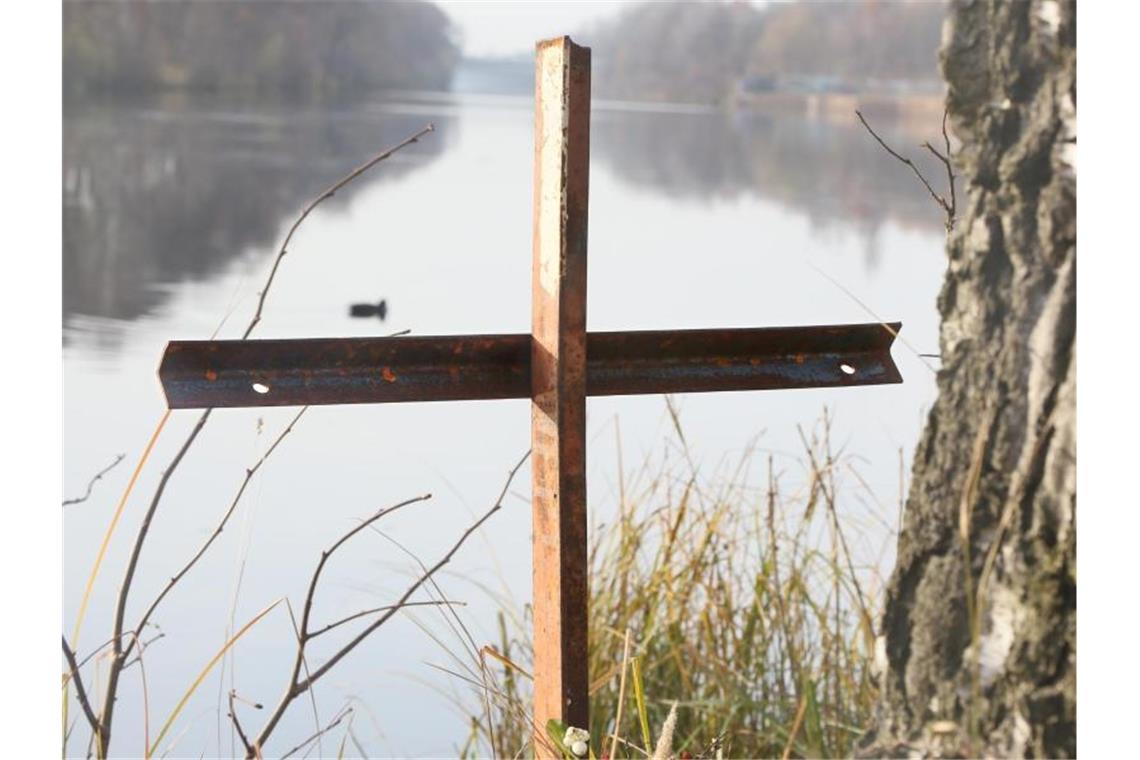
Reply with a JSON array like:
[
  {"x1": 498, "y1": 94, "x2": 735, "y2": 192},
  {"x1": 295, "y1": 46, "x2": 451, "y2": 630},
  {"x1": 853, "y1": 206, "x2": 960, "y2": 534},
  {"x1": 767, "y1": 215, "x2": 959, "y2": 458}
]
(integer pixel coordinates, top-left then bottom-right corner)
[
  {"x1": 437, "y1": 1, "x2": 773, "y2": 57},
  {"x1": 434, "y1": 1, "x2": 637, "y2": 56}
]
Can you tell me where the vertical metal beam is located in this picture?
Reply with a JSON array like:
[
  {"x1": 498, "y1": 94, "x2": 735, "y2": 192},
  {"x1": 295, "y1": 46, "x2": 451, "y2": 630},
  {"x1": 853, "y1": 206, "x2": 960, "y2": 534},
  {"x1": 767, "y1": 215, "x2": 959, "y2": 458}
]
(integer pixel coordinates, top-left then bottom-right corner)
[{"x1": 531, "y1": 35, "x2": 590, "y2": 748}]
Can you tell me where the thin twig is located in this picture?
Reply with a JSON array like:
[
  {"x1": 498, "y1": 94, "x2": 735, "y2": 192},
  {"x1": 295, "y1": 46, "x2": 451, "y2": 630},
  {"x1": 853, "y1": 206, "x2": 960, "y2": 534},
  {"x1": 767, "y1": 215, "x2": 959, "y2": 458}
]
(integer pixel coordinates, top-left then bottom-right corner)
[
  {"x1": 99, "y1": 408, "x2": 210, "y2": 757},
  {"x1": 95, "y1": 123, "x2": 434, "y2": 757},
  {"x1": 422, "y1": 662, "x2": 552, "y2": 755},
  {"x1": 364, "y1": 522, "x2": 493, "y2": 731},
  {"x1": 228, "y1": 690, "x2": 255, "y2": 756},
  {"x1": 132, "y1": 632, "x2": 153, "y2": 754},
  {"x1": 73, "y1": 632, "x2": 130, "y2": 673},
  {"x1": 371, "y1": 482, "x2": 532, "y2": 757},
  {"x1": 246, "y1": 494, "x2": 434, "y2": 754},
  {"x1": 301, "y1": 455, "x2": 527, "y2": 689},
  {"x1": 285, "y1": 597, "x2": 326, "y2": 759},
  {"x1": 62, "y1": 637, "x2": 101, "y2": 737},
  {"x1": 856, "y1": 108, "x2": 956, "y2": 231},
  {"x1": 923, "y1": 107, "x2": 958, "y2": 225},
  {"x1": 121, "y1": 632, "x2": 165, "y2": 670},
  {"x1": 249, "y1": 451, "x2": 530, "y2": 756},
  {"x1": 63, "y1": 454, "x2": 126, "y2": 507},
  {"x1": 241, "y1": 124, "x2": 434, "y2": 340},
  {"x1": 308, "y1": 600, "x2": 466, "y2": 639},
  {"x1": 280, "y1": 707, "x2": 354, "y2": 759},
  {"x1": 804, "y1": 260, "x2": 938, "y2": 375},
  {"x1": 130, "y1": 408, "x2": 307, "y2": 650}
]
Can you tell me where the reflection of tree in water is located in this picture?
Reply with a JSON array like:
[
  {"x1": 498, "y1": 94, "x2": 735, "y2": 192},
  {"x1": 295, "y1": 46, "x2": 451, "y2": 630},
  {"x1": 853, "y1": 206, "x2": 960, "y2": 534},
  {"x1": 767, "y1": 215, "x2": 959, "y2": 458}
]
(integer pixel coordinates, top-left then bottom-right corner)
[
  {"x1": 63, "y1": 93, "x2": 448, "y2": 340},
  {"x1": 592, "y1": 110, "x2": 948, "y2": 267}
]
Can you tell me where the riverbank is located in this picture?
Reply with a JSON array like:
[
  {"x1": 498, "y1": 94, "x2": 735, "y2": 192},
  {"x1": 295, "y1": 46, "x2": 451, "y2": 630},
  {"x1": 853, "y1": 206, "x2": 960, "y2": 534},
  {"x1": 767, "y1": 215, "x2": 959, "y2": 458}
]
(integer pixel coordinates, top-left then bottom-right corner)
[{"x1": 734, "y1": 91, "x2": 946, "y2": 130}]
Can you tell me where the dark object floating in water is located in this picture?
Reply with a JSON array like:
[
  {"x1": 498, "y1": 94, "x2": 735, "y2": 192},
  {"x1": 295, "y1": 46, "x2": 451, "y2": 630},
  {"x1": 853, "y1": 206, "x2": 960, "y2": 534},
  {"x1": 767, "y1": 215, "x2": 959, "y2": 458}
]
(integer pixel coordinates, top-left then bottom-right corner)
[{"x1": 350, "y1": 300, "x2": 387, "y2": 320}]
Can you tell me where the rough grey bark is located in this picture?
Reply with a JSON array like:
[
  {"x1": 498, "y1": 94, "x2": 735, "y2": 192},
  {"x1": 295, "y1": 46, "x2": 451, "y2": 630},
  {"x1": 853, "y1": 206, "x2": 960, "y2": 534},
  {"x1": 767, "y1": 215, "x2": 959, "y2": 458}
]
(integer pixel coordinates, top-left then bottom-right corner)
[{"x1": 863, "y1": 1, "x2": 1075, "y2": 757}]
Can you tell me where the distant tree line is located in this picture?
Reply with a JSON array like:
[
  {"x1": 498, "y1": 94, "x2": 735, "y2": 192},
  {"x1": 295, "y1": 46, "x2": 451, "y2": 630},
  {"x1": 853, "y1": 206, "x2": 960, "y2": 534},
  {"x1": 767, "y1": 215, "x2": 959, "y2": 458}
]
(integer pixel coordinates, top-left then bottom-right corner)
[
  {"x1": 64, "y1": 0, "x2": 459, "y2": 96},
  {"x1": 586, "y1": 0, "x2": 945, "y2": 104},
  {"x1": 585, "y1": 1, "x2": 765, "y2": 103}
]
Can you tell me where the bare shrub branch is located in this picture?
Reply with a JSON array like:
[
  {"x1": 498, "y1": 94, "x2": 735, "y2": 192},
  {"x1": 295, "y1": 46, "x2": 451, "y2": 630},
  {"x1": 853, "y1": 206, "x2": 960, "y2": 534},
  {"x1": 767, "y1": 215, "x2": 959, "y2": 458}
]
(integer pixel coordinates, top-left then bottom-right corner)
[
  {"x1": 280, "y1": 706, "x2": 353, "y2": 759},
  {"x1": 129, "y1": 407, "x2": 307, "y2": 650},
  {"x1": 241, "y1": 124, "x2": 434, "y2": 339},
  {"x1": 63, "y1": 454, "x2": 126, "y2": 507},
  {"x1": 856, "y1": 108, "x2": 957, "y2": 232},
  {"x1": 308, "y1": 599, "x2": 466, "y2": 639},
  {"x1": 62, "y1": 636, "x2": 101, "y2": 738},
  {"x1": 93, "y1": 123, "x2": 435, "y2": 758},
  {"x1": 228, "y1": 690, "x2": 255, "y2": 756},
  {"x1": 248, "y1": 451, "x2": 530, "y2": 756},
  {"x1": 246, "y1": 493, "x2": 434, "y2": 752}
]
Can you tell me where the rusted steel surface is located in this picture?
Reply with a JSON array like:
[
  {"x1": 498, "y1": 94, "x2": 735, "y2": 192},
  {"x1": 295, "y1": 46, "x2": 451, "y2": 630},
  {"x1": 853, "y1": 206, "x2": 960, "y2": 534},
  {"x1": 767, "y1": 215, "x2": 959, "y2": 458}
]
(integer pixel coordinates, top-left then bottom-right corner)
[
  {"x1": 588, "y1": 321, "x2": 902, "y2": 396},
  {"x1": 158, "y1": 334, "x2": 529, "y2": 408},
  {"x1": 530, "y1": 35, "x2": 591, "y2": 743},
  {"x1": 158, "y1": 323, "x2": 903, "y2": 409}
]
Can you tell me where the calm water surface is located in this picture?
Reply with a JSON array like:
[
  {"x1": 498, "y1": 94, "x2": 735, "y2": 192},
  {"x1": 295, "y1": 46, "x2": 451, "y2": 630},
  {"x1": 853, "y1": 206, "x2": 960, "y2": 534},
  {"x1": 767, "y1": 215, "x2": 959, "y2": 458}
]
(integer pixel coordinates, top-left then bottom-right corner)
[{"x1": 64, "y1": 89, "x2": 946, "y2": 756}]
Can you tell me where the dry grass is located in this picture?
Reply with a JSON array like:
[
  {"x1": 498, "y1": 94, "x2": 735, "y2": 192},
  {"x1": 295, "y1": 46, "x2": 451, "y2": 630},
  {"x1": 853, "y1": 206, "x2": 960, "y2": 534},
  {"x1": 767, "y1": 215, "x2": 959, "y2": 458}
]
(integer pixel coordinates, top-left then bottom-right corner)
[{"x1": 464, "y1": 409, "x2": 895, "y2": 759}]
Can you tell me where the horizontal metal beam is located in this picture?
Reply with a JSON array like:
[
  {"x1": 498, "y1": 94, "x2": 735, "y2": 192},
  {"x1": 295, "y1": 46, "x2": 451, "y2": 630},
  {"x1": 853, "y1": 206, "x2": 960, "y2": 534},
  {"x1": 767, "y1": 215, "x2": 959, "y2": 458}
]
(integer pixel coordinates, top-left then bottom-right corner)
[{"x1": 158, "y1": 323, "x2": 902, "y2": 409}]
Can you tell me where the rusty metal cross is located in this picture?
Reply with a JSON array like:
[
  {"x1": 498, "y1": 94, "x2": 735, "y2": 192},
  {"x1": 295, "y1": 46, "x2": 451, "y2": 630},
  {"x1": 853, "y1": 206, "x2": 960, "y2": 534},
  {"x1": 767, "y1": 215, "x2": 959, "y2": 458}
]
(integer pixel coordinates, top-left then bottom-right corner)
[{"x1": 158, "y1": 37, "x2": 901, "y2": 751}]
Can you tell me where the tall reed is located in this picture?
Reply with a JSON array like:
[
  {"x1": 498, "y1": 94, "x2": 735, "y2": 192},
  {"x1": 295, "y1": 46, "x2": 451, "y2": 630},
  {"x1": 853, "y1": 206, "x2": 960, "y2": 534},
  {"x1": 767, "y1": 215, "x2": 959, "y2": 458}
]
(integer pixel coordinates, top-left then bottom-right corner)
[{"x1": 466, "y1": 410, "x2": 894, "y2": 759}]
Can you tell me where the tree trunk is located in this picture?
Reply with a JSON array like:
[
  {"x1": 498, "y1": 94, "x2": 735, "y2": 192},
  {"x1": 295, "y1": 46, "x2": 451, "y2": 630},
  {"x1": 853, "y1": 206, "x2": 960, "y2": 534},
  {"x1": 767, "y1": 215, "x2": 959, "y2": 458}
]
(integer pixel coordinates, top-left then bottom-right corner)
[{"x1": 863, "y1": 1, "x2": 1075, "y2": 757}]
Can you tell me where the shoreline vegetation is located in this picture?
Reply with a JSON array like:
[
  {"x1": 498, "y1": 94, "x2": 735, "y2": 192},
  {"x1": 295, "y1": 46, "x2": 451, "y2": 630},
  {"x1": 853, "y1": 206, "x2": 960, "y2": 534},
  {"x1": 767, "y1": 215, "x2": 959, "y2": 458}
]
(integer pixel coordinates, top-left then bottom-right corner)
[
  {"x1": 458, "y1": 410, "x2": 894, "y2": 758},
  {"x1": 584, "y1": 1, "x2": 945, "y2": 110},
  {"x1": 65, "y1": 1, "x2": 944, "y2": 117},
  {"x1": 63, "y1": 1, "x2": 459, "y2": 97}
]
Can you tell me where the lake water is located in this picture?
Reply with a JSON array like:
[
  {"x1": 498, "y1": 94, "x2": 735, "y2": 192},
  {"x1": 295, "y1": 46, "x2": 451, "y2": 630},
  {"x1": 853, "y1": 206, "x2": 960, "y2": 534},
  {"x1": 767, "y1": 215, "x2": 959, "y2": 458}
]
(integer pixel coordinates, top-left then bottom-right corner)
[{"x1": 63, "y1": 87, "x2": 947, "y2": 756}]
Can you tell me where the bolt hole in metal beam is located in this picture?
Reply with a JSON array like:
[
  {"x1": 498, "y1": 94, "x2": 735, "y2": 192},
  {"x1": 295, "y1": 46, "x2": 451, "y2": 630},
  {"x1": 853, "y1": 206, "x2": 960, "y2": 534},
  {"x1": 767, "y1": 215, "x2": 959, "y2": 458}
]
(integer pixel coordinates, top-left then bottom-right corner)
[
  {"x1": 840, "y1": 363, "x2": 857, "y2": 375},
  {"x1": 251, "y1": 382, "x2": 270, "y2": 394}
]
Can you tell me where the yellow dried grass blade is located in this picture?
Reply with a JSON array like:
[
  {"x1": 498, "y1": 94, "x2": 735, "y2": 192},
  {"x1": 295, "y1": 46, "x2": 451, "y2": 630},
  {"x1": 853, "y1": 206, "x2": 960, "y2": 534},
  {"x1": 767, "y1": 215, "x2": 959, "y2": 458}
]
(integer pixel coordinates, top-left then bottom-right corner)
[
  {"x1": 631, "y1": 655, "x2": 652, "y2": 752},
  {"x1": 147, "y1": 599, "x2": 280, "y2": 757},
  {"x1": 65, "y1": 410, "x2": 171, "y2": 755},
  {"x1": 480, "y1": 644, "x2": 533, "y2": 681},
  {"x1": 71, "y1": 409, "x2": 172, "y2": 646},
  {"x1": 608, "y1": 628, "x2": 633, "y2": 760}
]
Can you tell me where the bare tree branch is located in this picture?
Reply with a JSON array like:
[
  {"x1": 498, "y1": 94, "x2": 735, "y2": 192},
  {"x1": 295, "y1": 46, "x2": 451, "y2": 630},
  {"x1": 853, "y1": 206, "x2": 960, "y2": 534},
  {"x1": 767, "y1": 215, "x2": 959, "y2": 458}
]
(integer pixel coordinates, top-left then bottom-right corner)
[
  {"x1": 366, "y1": 522, "x2": 496, "y2": 741},
  {"x1": 63, "y1": 454, "x2": 126, "y2": 507},
  {"x1": 856, "y1": 108, "x2": 957, "y2": 232},
  {"x1": 228, "y1": 690, "x2": 255, "y2": 756},
  {"x1": 62, "y1": 636, "x2": 101, "y2": 738},
  {"x1": 94, "y1": 124, "x2": 435, "y2": 758},
  {"x1": 241, "y1": 124, "x2": 435, "y2": 340},
  {"x1": 300, "y1": 454, "x2": 528, "y2": 689},
  {"x1": 283, "y1": 598, "x2": 323, "y2": 760},
  {"x1": 249, "y1": 450, "x2": 531, "y2": 757},
  {"x1": 921, "y1": 108, "x2": 958, "y2": 227},
  {"x1": 99, "y1": 407, "x2": 212, "y2": 756},
  {"x1": 280, "y1": 706, "x2": 353, "y2": 759},
  {"x1": 129, "y1": 407, "x2": 307, "y2": 650},
  {"x1": 245, "y1": 493, "x2": 433, "y2": 754},
  {"x1": 121, "y1": 631, "x2": 166, "y2": 671},
  {"x1": 308, "y1": 599, "x2": 466, "y2": 639},
  {"x1": 73, "y1": 634, "x2": 125, "y2": 673}
]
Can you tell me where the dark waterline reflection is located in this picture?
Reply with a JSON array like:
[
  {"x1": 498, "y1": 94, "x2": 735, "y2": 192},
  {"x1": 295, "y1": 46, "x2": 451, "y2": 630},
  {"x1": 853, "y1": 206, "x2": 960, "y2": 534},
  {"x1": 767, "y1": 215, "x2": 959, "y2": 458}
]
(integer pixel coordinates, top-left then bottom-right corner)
[
  {"x1": 64, "y1": 91, "x2": 945, "y2": 349},
  {"x1": 592, "y1": 107, "x2": 948, "y2": 269},
  {"x1": 63, "y1": 92, "x2": 451, "y2": 345}
]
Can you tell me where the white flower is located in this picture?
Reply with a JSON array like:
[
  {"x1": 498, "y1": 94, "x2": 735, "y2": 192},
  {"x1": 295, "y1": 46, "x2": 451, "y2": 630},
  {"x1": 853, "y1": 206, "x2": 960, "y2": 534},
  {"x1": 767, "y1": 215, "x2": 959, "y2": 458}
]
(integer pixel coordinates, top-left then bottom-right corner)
[{"x1": 564, "y1": 727, "x2": 590, "y2": 758}]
